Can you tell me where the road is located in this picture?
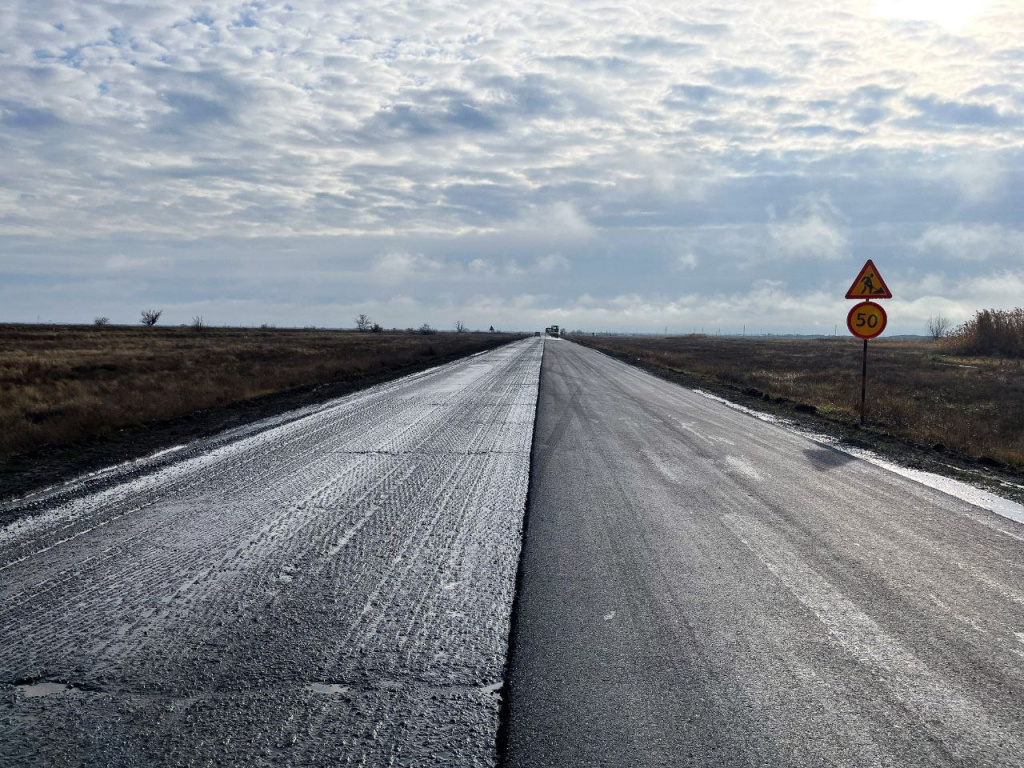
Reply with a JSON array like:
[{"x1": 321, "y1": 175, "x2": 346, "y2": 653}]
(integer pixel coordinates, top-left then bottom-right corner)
[
  {"x1": 505, "y1": 339, "x2": 1024, "y2": 767},
  {"x1": 3, "y1": 335, "x2": 1023, "y2": 767},
  {"x1": 0, "y1": 337, "x2": 542, "y2": 767}
]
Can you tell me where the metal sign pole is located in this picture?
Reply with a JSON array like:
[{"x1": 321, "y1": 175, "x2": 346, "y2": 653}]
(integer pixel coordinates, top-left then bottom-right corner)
[
  {"x1": 845, "y1": 261, "x2": 891, "y2": 426},
  {"x1": 861, "y1": 338, "x2": 868, "y2": 426}
]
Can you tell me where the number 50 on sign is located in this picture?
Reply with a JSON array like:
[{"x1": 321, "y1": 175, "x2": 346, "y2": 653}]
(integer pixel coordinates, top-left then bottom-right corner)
[{"x1": 846, "y1": 301, "x2": 887, "y2": 339}]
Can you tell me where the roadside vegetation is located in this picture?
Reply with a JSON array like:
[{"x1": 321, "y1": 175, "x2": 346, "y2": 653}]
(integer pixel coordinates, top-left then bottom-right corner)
[
  {"x1": 574, "y1": 322, "x2": 1024, "y2": 470},
  {"x1": 947, "y1": 308, "x2": 1024, "y2": 358},
  {"x1": 0, "y1": 324, "x2": 518, "y2": 469}
]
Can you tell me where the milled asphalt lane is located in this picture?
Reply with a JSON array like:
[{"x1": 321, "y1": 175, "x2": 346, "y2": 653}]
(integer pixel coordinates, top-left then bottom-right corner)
[
  {"x1": 0, "y1": 337, "x2": 542, "y2": 767},
  {"x1": 504, "y1": 339, "x2": 1024, "y2": 767}
]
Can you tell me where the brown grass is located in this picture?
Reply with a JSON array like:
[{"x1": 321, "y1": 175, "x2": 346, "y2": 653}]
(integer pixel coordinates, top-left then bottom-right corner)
[
  {"x1": 0, "y1": 324, "x2": 518, "y2": 464},
  {"x1": 574, "y1": 334, "x2": 1024, "y2": 469}
]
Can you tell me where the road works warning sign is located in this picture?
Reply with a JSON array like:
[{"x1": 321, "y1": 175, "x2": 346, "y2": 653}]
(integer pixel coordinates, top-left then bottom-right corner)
[{"x1": 845, "y1": 259, "x2": 892, "y2": 299}]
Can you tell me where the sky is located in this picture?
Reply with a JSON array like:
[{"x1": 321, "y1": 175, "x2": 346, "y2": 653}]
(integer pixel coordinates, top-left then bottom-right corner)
[{"x1": 1, "y1": 0, "x2": 1023, "y2": 334}]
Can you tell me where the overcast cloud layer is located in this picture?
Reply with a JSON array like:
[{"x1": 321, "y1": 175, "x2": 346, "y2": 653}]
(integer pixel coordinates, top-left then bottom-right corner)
[{"x1": 2, "y1": 0, "x2": 1023, "y2": 333}]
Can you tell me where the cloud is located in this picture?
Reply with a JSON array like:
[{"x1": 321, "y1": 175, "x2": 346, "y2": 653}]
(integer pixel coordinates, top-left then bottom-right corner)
[
  {"x1": 359, "y1": 92, "x2": 501, "y2": 141},
  {"x1": 708, "y1": 66, "x2": 781, "y2": 89},
  {"x1": 663, "y1": 84, "x2": 728, "y2": 112},
  {"x1": 904, "y1": 95, "x2": 1021, "y2": 130},
  {"x1": 0, "y1": 101, "x2": 64, "y2": 130},
  {"x1": 372, "y1": 252, "x2": 444, "y2": 279},
  {"x1": 1, "y1": 0, "x2": 1023, "y2": 332},
  {"x1": 673, "y1": 253, "x2": 699, "y2": 271},
  {"x1": 534, "y1": 253, "x2": 570, "y2": 273},
  {"x1": 507, "y1": 202, "x2": 595, "y2": 242},
  {"x1": 616, "y1": 36, "x2": 704, "y2": 57},
  {"x1": 915, "y1": 224, "x2": 1024, "y2": 262},
  {"x1": 768, "y1": 195, "x2": 850, "y2": 262},
  {"x1": 942, "y1": 153, "x2": 1008, "y2": 204}
]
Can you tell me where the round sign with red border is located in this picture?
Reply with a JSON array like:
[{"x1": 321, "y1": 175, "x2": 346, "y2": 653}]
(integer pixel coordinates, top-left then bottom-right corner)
[{"x1": 847, "y1": 301, "x2": 887, "y2": 339}]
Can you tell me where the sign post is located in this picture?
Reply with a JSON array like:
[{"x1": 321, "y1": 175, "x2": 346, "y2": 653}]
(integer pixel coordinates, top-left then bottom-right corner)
[{"x1": 844, "y1": 261, "x2": 892, "y2": 425}]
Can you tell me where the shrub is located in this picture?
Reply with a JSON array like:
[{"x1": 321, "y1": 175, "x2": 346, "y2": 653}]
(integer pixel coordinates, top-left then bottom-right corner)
[
  {"x1": 140, "y1": 309, "x2": 163, "y2": 326},
  {"x1": 950, "y1": 308, "x2": 1024, "y2": 357}
]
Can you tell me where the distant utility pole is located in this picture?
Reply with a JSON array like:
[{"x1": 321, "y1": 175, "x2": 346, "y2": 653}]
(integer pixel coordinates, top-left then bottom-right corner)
[{"x1": 743, "y1": 324, "x2": 746, "y2": 336}]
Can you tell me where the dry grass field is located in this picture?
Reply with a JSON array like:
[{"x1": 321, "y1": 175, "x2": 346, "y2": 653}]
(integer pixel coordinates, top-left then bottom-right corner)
[
  {"x1": 0, "y1": 324, "x2": 517, "y2": 467},
  {"x1": 573, "y1": 334, "x2": 1024, "y2": 469}
]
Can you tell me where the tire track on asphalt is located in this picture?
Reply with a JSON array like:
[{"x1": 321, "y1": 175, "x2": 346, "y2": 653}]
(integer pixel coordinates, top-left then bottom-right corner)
[{"x1": 723, "y1": 511, "x2": 1024, "y2": 765}]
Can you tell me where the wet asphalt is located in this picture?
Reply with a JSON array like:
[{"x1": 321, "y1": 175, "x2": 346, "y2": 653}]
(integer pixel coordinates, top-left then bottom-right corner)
[{"x1": 504, "y1": 339, "x2": 1024, "y2": 767}]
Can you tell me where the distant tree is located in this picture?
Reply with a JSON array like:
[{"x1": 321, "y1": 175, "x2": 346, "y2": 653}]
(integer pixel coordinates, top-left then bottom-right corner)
[
  {"x1": 371, "y1": 323, "x2": 383, "y2": 333},
  {"x1": 489, "y1": 325, "x2": 495, "y2": 332},
  {"x1": 140, "y1": 309, "x2": 163, "y2": 326},
  {"x1": 93, "y1": 316, "x2": 110, "y2": 326},
  {"x1": 927, "y1": 315, "x2": 951, "y2": 340},
  {"x1": 418, "y1": 323, "x2": 436, "y2": 335},
  {"x1": 191, "y1": 315, "x2": 206, "y2": 332},
  {"x1": 355, "y1": 313, "x2": 372, "y2": 332},
  {"x1": 454, "y1": 320, "x2": 467, "y2": 333}
]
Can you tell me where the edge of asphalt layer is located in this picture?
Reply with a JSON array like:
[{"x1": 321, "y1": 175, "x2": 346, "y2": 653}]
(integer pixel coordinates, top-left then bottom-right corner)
[
  {"x1": 0, "y1": 337, "x2": 523, "y2": 509},
  {"x1": 576, "y1": 340, "x2": 1024, "y2": 512},
  {"x1": 494, "y1": 340, "x2": 545, "y2": 766}
]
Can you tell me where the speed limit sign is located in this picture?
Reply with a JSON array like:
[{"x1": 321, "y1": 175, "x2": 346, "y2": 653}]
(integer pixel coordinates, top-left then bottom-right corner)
[{"x1": 847, "y1": 301, "x2": 887, "y2": 339}]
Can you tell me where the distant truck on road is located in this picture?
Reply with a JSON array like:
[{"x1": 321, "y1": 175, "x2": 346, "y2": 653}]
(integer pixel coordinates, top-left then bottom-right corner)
[{"x1": 545, "y1": 325, "x2": 560, "y2": 338}]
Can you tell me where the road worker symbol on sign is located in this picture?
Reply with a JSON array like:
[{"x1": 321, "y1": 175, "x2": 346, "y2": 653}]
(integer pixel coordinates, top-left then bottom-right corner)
[{"x1": 845, "y1": 259, "x2": 892, "y2": 299}]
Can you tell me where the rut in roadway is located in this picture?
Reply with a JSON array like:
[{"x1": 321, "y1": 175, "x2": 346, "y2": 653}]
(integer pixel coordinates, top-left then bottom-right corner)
[
  {"x1": 0, "y1": 337, "x2": 542, "y2": 767},
  {"x1": 504, "y1": 339, "x2": 1024, "y2": 767}
]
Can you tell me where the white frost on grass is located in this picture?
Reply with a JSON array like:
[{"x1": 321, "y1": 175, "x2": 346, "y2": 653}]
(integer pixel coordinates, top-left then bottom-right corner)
[{"x1": 693, "y1": 390, "x2": 1024, "y2": 528}]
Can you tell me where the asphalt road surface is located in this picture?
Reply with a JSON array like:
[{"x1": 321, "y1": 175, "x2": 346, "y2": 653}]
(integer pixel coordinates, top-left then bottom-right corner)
[
  {"x1": 0, "y1": 337, "x2": 541, "y2": 767},
  {"x1": 505, "y1": 339, "x2": 1024, "y2": 767},
  {"x1": 4, "y1": 335, "x2": 1023, "y2": 767}
]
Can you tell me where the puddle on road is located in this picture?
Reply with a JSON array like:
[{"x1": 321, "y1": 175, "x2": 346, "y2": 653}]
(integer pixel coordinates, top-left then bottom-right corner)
[{"x1": 16, "y1": 681, "x2": 71, "y2": 698}]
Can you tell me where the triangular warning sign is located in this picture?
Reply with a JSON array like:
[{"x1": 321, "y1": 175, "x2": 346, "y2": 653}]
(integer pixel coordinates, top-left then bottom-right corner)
[{"x1": 845, "y1": 259, "x2": 892, "y2": 299}]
